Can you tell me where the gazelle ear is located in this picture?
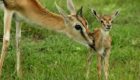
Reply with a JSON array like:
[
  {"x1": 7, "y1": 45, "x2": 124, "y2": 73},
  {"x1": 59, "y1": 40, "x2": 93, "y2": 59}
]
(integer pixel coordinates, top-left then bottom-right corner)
[
  {"x1": 92, "y1": 9, "x2": 100, "y2": 20},
  {"x1": 67, "y1": 0, "x2": 76, "y2": 15},
  {"x1": 112, "y1": 10, "x2": 119, "y2": 19},
  {"x1": 76, "y1": 6, "x2": 83, "y2": 17},
  {"x1": 55, "y1": 2, "x2": 70, "y2": 23}
]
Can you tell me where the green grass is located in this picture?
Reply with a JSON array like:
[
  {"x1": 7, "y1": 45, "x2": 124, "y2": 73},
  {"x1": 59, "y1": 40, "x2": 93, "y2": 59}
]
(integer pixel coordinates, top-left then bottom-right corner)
[{"x1": 0, "y1": 0, "x2": 140, "y2": 80}]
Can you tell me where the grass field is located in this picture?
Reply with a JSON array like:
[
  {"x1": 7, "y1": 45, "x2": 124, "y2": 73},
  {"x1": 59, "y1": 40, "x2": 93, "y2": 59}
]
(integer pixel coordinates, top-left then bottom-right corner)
[{"x1": 0, "y1": 0, "x2": 140, "y2": 80}]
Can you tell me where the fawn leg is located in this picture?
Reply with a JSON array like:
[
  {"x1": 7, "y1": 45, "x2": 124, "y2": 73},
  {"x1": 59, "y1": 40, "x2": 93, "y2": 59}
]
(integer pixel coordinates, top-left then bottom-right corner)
[
  {"x1": 97, "y1": 53, "x2": 102, "y2": 80},
  {"x1": 103, "y1": 49, "x2": 111, "y2": 80}
]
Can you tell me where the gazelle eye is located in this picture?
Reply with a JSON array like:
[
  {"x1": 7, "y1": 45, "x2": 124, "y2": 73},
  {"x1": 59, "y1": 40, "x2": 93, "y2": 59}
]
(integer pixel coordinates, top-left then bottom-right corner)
[{"x1": 75, "y1": 25, "x2": 82, "y2": 30}]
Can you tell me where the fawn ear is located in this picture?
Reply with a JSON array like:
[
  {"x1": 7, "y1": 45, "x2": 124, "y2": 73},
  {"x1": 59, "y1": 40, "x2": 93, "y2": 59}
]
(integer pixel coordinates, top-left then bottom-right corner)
[
  {"x1": 112, "y1": 10, "x2": 119, "y2": 19},
  {"x1": 55, "y1": 2, "x2": 70, "y2": 23},
  {"x1": 92, "y1": 9, "x2": 100, "y2": 20},
  {"x1": 67, "y1": 0, "x2": 76, "y2": 15}
]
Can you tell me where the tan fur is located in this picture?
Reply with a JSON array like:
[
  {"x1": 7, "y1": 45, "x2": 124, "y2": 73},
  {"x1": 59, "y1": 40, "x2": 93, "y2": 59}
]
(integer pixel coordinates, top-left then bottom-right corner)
[
  {"x1": 86, "y1": 10, "x2": 119, "y2": 80},
  {"x1": 0, "y1": 0, "x2": 94, "y2": 78},
  {"x1": 92, "y1": 28, "x2": 112, "y2": 50},
  {"x1": 4, "y1": 0, "x2": 65, "y2": 31},
  {"x1": 86, "y1": 27, "x2": 111, "y2": 80}
]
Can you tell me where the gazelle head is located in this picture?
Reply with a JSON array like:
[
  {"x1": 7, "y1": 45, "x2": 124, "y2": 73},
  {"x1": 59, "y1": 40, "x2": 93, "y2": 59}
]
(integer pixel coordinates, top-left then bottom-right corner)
[
  {"x1": 92, "y1": 10, "x2": 119, "y2": 31},
  {"x1": 56, "y1": 0, "x2": 94, "y2": 48}
]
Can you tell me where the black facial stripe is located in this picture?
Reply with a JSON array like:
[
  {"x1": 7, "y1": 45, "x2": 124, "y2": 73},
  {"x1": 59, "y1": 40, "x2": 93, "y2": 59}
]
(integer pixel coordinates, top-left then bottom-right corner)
[
  {"x1": 76, "y1": 16, "x2": 86, "y2": 29},
  {"x1": 89, "y1": 44, "x2": 96, "y2": 51},
  {"x1": 72, "y1": 15, "x2": 95, "y2": 49},
  {"x1": 80, "y1": 27, "x2": 97, "y2": 51},
  {"x1": 79, "y1": 29, "x2": 88, "y2": 41},
  {"x1": 74, "y1": 16, "x2": 89, "y2": 40},
  {"x1": 76, "y1": 17, "x2": 95, "y2": 49},
  {"x1": 71, "y1": 15, "x2": 87, "y2": 30},
  {"x1": 80, "y1": 28, "x2": 97, "y2": 52}
]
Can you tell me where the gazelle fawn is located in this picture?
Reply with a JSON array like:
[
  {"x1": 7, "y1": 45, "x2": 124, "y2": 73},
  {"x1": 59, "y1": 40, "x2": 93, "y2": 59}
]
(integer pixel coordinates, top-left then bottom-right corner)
[
  {"x1": 0, "y1": 0, "x2": 95, "y2": 78},
  {"x1": 86, "y1": 10, "x2": 119, "y2": 80}
]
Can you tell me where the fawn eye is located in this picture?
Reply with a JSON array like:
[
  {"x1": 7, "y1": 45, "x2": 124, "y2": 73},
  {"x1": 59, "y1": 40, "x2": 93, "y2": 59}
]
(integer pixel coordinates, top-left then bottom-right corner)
[
  {"x1": 100, "y1": 20, "x2": 103, "y2": 23},
  {"x1": 75, "y1": 25, "x2": 82, "y2": 30}
]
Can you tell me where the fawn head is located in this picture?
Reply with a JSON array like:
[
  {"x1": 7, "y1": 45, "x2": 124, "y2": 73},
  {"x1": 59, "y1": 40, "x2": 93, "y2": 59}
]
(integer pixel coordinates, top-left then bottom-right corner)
[
  {"x1": 92, "y1": 10, "x2": 119, "y2": 31},
  {"x1": 56, "y1": 0, "x2": 94, "y2": 47}
]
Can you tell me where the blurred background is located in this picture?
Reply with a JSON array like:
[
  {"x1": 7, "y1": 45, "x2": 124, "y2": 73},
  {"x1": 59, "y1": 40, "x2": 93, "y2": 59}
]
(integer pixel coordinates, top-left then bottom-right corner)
[{"x1": 0, "y1": 0, "x2": 139, "y2": 80}]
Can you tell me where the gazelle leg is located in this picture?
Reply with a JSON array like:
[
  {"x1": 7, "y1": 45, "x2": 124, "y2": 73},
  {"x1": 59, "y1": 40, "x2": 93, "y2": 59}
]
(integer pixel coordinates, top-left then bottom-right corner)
[
  {"x1": 97, "y1": 53, "x2": 102, "y2": 80},
  {"x1": 15, "y1": 18, "x2": 22, "y2": 78},
  {"x1": 85, "y1": 48, "x2": 93, "y2": 80},
  {"x1": 0, "y1": 9, "x2": 13, "y2": 77},
  {"x1": 103, "y1": 49, "x2": 110, "y2": 80}
]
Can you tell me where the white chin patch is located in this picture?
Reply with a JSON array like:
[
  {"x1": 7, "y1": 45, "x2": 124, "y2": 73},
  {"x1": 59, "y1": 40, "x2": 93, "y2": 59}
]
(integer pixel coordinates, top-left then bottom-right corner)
[{"x1": 105, "y1": 28, "x2": 110, "y2": 31}]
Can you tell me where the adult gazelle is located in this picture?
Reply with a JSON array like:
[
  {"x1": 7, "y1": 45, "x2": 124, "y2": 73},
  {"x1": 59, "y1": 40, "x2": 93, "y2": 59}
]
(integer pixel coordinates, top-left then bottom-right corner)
[{"x1": 0, "y1": 0, "x2": 94, "y2": 78}]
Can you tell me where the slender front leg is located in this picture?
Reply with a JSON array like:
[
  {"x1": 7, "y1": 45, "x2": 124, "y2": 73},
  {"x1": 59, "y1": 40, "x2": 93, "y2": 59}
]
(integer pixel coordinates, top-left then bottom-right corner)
[
  {"x1": 15, "y1": 19, "x2": 22, "y2": 78},
  {"x1": 97, "y1": 53, "x2": 102, "y2": 80},
  {"x1": 0, "y1": 9, "x2": 13, "y2": 77},
  {"x1": 103, "y1": 48, "x2": 111, "y2": 80},
  {"x1": 85, "y1": 48, "x2": 93, "y2": 80}
]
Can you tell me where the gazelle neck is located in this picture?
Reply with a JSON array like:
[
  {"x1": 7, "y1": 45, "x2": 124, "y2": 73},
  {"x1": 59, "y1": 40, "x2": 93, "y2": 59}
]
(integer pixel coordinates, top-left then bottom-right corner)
[
  {"x1": 15, "y1": 0, "x2": 65, "y2": 32},
  {"x1": 100, "y1": 28, "x2": 109, "y2": 37},
  {"x1": 20, "y1": 9, "x2": 65, "y2": 31}
]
